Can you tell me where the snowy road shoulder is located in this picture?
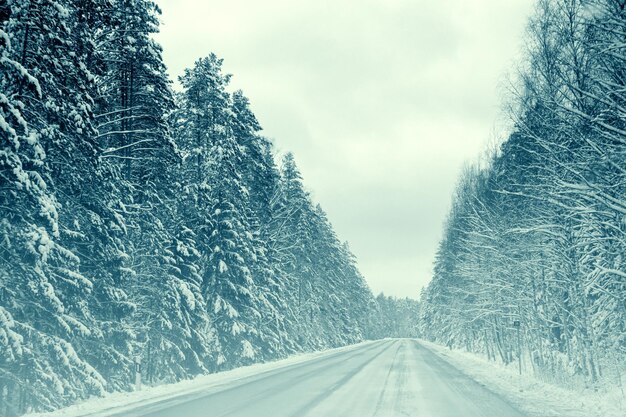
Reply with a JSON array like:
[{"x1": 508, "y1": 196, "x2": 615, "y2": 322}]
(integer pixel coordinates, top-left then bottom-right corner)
[
  {"x1": 24, "y1": 340, "x2": 378, "y2": 417},
  {"x1": 418, "y1": 340, "x2": 625, "y2": 417}
]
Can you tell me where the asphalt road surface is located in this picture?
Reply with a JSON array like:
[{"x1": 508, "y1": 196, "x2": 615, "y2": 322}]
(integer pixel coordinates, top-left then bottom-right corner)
[{"x1": 114, "y1": 339, "x2": 528, "y2": 417}]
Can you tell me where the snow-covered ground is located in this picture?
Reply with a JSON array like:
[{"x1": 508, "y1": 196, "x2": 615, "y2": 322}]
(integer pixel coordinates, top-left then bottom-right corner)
[{"x1": 419, "y1": 340, "x2": 625, "y2": 417}]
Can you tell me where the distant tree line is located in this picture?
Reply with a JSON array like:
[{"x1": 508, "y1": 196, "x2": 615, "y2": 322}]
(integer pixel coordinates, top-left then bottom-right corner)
[
  {"x1": 0, "y1": 1, "x2": 419, "y2": 416},
  {"x1": 420, "y1": 0, "x2": 625, "y2": 390},
  {"x1": 370, "y1": 294, "x2": 420, "y2": 339}
]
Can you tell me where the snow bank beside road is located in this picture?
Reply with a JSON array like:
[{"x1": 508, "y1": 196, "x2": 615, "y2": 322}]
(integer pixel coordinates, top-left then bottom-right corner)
[
  {"x1": 25, "y1": 340, "x2": 377, "y2": 417},
  {"x1": 419, "y1": 340, "x2": 624, "y2": 417}
]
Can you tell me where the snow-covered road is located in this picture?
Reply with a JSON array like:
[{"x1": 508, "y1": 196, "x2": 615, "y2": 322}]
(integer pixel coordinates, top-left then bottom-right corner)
[{"x1": 113, "y1": 339, "x2": 528, "y2": 417}]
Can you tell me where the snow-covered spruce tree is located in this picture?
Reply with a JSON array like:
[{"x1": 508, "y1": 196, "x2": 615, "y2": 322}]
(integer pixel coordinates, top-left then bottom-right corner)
[
  {"x1": 156, "y1": 220, "x2": 216, "y2": 379},
  {"x1": 272, "y1": 153, "x2": 322, "y2": 349},
  {"x1": 231, "y1": 91, "x2": 295, "y2": 359},
  {"x1": 95, "y1": 0, "x2": 176, "y2": 181},
  {"x1": 92, "y1": 0, "x2": 215, "y2": 385},
  {"x1": 0, "y1": 1, "x2": 108, "y2": 414},
  {"x1": 176, "y1": 55, "x2": 262, "y2": 368},
  {"x1": 307, "y1": 205, "x2": 365, "y2": 347},
  {"x1": 271, "y1": 154, "x2": 374, "y2": 349},
  {"x1": 335, "y1": 241, "x2": 378, "y2": 340}
]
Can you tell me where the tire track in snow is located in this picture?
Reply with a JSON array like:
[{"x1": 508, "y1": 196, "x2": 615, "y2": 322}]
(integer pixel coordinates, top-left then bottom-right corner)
[
  {"x1": 117, "y1": 340, "x2": 389, "y2": 417},
  {"x1": 392, "y1": 343, "x2": 411, "y2": 416},
  {"x1": 372, "y1": 341, "x2": 403, "y2": 416},
  {"x1": 292, "y1": 339, "x2": 399, "y2": 417},
  {"x1": 215, "y1": 340, "x2": 395, "y2": 417}
]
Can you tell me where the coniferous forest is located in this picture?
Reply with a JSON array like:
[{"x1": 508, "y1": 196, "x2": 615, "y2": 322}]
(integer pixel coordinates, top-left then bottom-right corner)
[
  {"x1": 420, "y1": 0, "x2": 625, "y2": 391},
  {"x1": 0, "y1": 1, "x2": 416, "y2": 416},
  {"x1": 2, "y1": 0, "x2": 625, "y2": 416}
]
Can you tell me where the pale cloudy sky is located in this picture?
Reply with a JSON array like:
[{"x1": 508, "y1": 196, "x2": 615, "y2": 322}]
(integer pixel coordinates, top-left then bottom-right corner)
[{"x1": 154, "y1": 0, "x2": 534, "y2": 298}]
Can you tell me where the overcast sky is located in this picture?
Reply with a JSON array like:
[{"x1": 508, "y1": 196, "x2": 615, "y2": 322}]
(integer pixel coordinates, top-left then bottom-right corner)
[{"x1": 154, "y1": 0, "x2": 534, "y2": 299}]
